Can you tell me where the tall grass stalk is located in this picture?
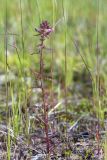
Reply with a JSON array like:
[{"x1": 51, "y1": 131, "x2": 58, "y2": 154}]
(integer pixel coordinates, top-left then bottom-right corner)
[
  {"x1": 62, "y1": 0, "x2": 68, "y2": 155},
  {"x1": 51, "y1": 0, "x2": 55, "y2": 105},
  {"x1": 4, "y1": 0, "x2": 8, "y2": 119},
  {"x1": 49, "y1": 0, "x2": 55, "y2": 123},
  {"x1": 19, "y1": 0, "x2": 30, "y2": 139},
  {"x1": 4, "y1": 0, "x2": 11, "y2": 159},
  {"x1": 95, "y1": 0, "x2": 101, "y2": 154},
  {"x1": 20, "y1": 0, "x2": 24, "y2": 60}
]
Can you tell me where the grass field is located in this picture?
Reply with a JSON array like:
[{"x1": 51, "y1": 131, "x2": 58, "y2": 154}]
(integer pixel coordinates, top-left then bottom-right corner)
[{"x1": 0, "y1": 0, "x2": 107, "y2": 159}]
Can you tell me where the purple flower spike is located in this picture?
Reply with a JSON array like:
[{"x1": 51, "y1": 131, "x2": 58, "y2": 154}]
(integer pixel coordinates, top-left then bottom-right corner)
[{"x1": 35, "y1": 20, "x2": 53, "y2": 40}]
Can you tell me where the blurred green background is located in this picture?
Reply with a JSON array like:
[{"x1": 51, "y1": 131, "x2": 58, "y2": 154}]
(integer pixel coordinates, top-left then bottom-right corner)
[{"x1": 0, "y1": 0, "x2": 107, "y2": 114}]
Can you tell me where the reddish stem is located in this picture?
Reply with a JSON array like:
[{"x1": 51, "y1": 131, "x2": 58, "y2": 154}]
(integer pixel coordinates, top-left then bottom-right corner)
[{"x1": 39, "y1": 38, "x2": 50, "y2": 153}]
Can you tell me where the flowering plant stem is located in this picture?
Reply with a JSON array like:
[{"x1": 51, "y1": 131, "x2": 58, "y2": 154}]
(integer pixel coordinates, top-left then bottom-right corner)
[
  {"x1": 39, "y1": 38, "x2": 50, "y2": 154},
  {"x1": 35, "y1": 20, "x2": 53, "y2": 155}
]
